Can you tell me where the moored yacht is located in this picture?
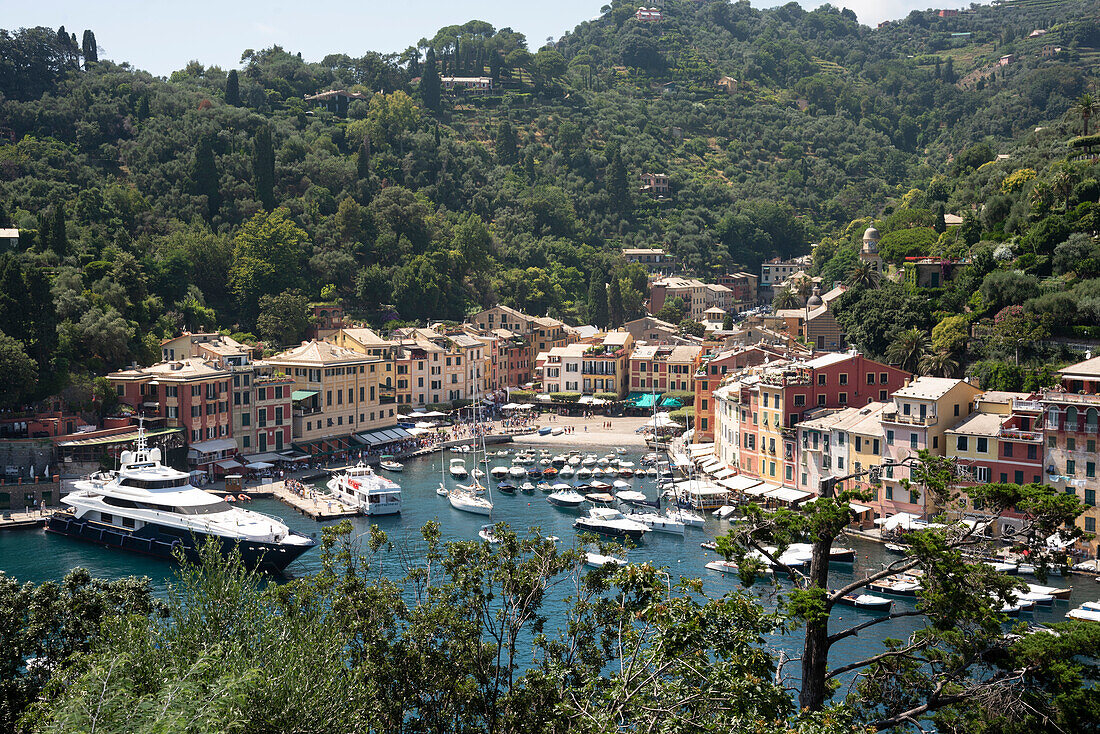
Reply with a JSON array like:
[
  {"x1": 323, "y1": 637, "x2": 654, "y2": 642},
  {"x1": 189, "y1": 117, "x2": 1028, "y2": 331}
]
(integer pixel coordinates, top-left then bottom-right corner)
[
  {"x1": 47, "y1": 427, "x2": 314, "y2": 571},
  {"x1": 573, "y1": 507, "x2": 650, "y2": 540},
  {"x1": 327, "y1": 462, "x2": 402, "y2": 515}
]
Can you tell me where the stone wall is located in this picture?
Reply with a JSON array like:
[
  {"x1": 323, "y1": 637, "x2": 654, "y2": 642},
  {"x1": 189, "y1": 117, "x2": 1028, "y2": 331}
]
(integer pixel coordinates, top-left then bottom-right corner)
[{"x1": 0, "y1": 479, "x2": 62, "y2": 512}]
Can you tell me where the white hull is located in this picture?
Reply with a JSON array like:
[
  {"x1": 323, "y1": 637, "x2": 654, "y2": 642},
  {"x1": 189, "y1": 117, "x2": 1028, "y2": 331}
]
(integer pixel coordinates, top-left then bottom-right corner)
[{"x1": 448, "y1": 491, "x2": 493, "y2": 515}]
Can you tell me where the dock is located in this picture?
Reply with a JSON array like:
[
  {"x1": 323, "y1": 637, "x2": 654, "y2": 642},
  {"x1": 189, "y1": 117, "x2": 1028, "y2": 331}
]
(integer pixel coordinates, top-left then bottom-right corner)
[
  {"x1": 0, "y1": 511, "x2": 48, "y2": 531},
  {"x1": 270, "y1": 481, "x2": 360, "y2": 521}
]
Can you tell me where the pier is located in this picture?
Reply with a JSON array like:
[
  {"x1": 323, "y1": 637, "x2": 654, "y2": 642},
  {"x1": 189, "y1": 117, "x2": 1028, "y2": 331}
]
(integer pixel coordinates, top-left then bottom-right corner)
[
  {"x1": 270, "y1": 480, "x2": 360, "y2": 521},
  {"x1": 0, "y1": 511, "x2": 47, "y2": 530}
]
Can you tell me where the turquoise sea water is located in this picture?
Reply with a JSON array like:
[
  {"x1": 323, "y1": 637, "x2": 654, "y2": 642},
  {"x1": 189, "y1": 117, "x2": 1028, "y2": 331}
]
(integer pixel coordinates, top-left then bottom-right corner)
[{"x1": 1, "y1": 443, "x2": 1096, "y2": 688}]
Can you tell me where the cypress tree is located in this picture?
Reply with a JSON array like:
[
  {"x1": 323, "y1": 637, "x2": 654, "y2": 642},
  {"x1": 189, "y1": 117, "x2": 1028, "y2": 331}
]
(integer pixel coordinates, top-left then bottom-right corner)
[
  {"x1": 606, "y1": 143, "x2": 630, "y2": 217},
  {"x1": 495, "y1": 120, "x2": 518, "y2": 164},
  {"x1": 943, "y1": 57, "x2": 956, "y2": 84},
  {"x1": 421, "y1": 48, "x2": 441, "y2": 115},
  {"x1": 81, "y1": 30, "x2": 98, "y2": 66},
  {"x1": 588, "y1": 271, "x2": 608, "y2": 328},
  {"x1": 935, "y1": 203, "x2": 947, "y2": 234},
  {"x1": 0, "y1": 201, "x2": 8, "y2": 228},
  {"x1": 356, "y1": 136, "x2": 371, "y2": 180},
  {"x1": 607, "y1": 275, "x2": 623, "y2": 328},
  {"x1": 0, "y1": 255, "x2": 30, "y2": 342},
  {"x1": 225, "y1": 69, "x2": 240, "y2": 106},
  {"x1": 252, "y1": 124, "x2": 276, "y2": 211},
  {"x1": 191, "y1": 136, "x2": 221, "y2": 220},
  {"x1": 50, "y1": 204, "x2": 68, "y2": 257}
]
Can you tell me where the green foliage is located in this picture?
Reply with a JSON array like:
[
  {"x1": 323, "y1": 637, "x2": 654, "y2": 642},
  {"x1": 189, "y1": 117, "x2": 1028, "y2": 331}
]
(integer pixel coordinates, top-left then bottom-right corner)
[
  {"x1": 833, "y1": 283, "x2": 932, "y2": 360},
  {"x1": 0, "y1": 330, "x2": 37, "y2": 408},
  {"x1": 878, "y1": 227, "x2": 937, "y2": 265},
  {"x1": 549, "y1": 391, "x2": 581, "y2": 402},
  {"x1": 229, "y1": 207, "x2": 309, "y2": 321},
  {"x1": 256, "y1": 289, "x2": 313, "y2": 346}
]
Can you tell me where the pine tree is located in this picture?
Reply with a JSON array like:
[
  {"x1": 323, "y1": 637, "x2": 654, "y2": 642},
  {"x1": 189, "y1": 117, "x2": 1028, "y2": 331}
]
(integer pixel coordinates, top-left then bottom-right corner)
[
  {"x1": 81, "y1": 30, "x2": 98, "y2": 67},
  {"x1": 588, "y1": 271, "x2": 608, "y2": 328},
  {"x1": 252, "y1": 124, "x2": 276, "y2": 211},
  {"x1": 191, "y1": 136, "x2": 221, "y2": 220},
  {"x1": 421, "y1": 48, "x2": 442, "y2": 115},
  {"x1": 607, "y1": 275, "x2": 623, "y2": 327},
  {"x1": 225, "y1": 69, "x2": 240, "y2": 106}
]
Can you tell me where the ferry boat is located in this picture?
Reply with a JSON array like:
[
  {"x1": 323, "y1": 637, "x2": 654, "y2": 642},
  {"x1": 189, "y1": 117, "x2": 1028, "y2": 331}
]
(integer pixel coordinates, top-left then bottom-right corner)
[
  {"x1": 326, "y1": 462, "x2": 402, "y2": 515},
  {"x1": 47, "y1": 426, "x2": 314, "y2": 571}
]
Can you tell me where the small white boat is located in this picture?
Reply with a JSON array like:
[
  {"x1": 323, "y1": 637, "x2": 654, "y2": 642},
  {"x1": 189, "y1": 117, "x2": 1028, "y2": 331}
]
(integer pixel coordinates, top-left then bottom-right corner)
[
  {"x1": 551, "y1": 427, "x2": 564, "y2": 436},
  {"x1": 472, "y1": 468, "x2": 485, "y2": 479},
  {"x1": 581, "y1": 455, "x2": 598, "y2": 466},
  {"x1": 612, "y1": 479, "x2": 631, "y2": 489},
  {"x1": 520, "y1": 482, "x2": 536, "y2": 492},
  {"x1": 615, "y1": 490, "x2": 651, "y2": 506},
  {"x1": 577, "y1": 467, "x2": 592, "y2": 479},
  {"x1": 837, "y1": 593, "x2": 892, "y2": 612},
  {"x1": 379, "y1": 457, "x2": 404, "y2": 472},
  {"x1": 559, "y1": 466, "x2": 575, "y2": 477},
  {"x1": 479, "y1": 524, "x2": 501, "y2": 544},
  {"x1": 508, "y1": 466, "x2": 526, "y2": 478},
  {"x1": 1067, "y1": 607, "x2": 1100, "y2": 621},
  {"x1": 589, "y1": 479, "x2": 612, "y2": 490},
  {"x1": 585, "y1": 552, "x2": 627, "y2": 569},
  {"x1": 449, "y1": 458, "x2": 468, "y2": 479},
  {"x1": 705, "y1": 560, "x2": 772, "y2": 577},
  {"x1": 548, "y1": 490, "x2": 587, "y2": 508},
  {"x1": 1018, "y1": 563, "x2": 1063, "y2": 577},
  {"x1": 436, "y1": 485, "x2": 449, "y2": 497},
  {"x1": 567, "y1": 456, "x2": 581, "y2": 466},
  {"x1": 551, "y1": 455, "x2": 567, "y2": 466},
  {"x1": 574, "y1": 507, "x2": 650, "y2": 540},
  {"x1": 490, "y1": 466, "x2": 509, "y2": 479}
]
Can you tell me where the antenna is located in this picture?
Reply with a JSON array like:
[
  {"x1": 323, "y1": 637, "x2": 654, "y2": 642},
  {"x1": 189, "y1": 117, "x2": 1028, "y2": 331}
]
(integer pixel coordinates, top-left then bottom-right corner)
[{"x1": 135, "y1": 415, "x2": 148, "y2": 455}]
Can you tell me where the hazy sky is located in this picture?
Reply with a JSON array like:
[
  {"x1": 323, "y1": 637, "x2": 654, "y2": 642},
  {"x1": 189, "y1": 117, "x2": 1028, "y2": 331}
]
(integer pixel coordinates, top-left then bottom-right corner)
[{"x1": 7, "y1": 1, "x2": 962, "y2": 77}]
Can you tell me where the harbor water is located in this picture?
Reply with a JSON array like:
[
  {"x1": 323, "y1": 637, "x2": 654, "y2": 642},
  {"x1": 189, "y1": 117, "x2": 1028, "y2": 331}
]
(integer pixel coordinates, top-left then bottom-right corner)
[{"x1": 2, "y1": 443, "x2": 1096, "y2": 687}]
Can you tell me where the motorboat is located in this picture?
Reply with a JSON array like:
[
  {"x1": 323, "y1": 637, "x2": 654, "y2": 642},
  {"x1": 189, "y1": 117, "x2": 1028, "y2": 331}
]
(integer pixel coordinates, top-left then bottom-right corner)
[
  {"x1": 449, "y1": 483, "x2": 493, "y2": 515},
  {"x1": 576, "y1": 467, "x2": 592, "y2": 479},
  {"x1": 436, "y1": 485, "x2": 449, "y2": 497},
  {"x1": 868, "y1": 573, "x2": 923, "y2": 597},
  {"x1": 705, "y1": 560, "x2": 772, "y2": 577},
  {"x1": 538, "y1": 426, "x2": 553, "y2": 436},
  {"x1": 536, "y1": 481, "x2": 552, "y2": 492},
  {"x1": 630, "y1": 511, "x2": 685, "y2": 535},
  {"x1": 1067, "y1": 606, "x2": 1100, "y2": 621},
  {"x1": 379, "y1": 455, "x2": 404, "y2": 472},
  {"x1": 490, "y1": 466, "x2": 509, "y2": 479},
  {"x1": 547, "y1": 490, "x2": 586, "y2": 508},
  {"x1": 479, "y1": 524, "x2": 502, "y2": 544},
  {"x1": 590, "y1": 479, "x2": 612, "y2": 490},
  {"x1": 508, "y1": 466, "x2": 526, "y2": 478},
  {"x1": 472, "y1": 468, "x2": 485, "y2": 479},
  {"x1": 327, "y1": 462, "x2": 403, "y2": 516},
  {"x1": 47, "y1": 424, "x2": 314, "y2": 571},
  {"x1": 581, "y1": 455, "x2": 598, "y2": 466},
  {"x1": 574, "y1": 507, "x2": 650, "y2": 540},
  {"x1": 559, "y1": 466, "x2": 575, "y2": 478},
  {"x1": 836, "y1": 593, "x2": 893, "y2": 612},
  {"x1": 520, "y1": 482, "x2": 536, "y2": 493},
  {"x1": 714, "y1": 505, "x2": 740, "y2": 520},
  {"x1": 782, "y1": 542, "x2": 856, "y2": 564},
  {"x1": 1017, "y1": 563, "x2": 1063, "y2": 577},
  {"x1": 1026, "y1": 582, "x2": 1072, "y2": 600},
  {"x1": 551, "y1": 427, "x2": 565, "y2": 436},
  {"x1": 884, "y1": 543, "x2": 908, "y2": 555},
  {"x1": 497, "y1": 482, "x2": 517, "y2": 495},
  {"x1": 585, "y1": 492, "x2": 616, "y2": 505},
  {"x1": 551, "y1": 455, "x2": 567, "y2": 466},
  {"x1": 567, "y1": 455, "x2": 581, "y2": 466},
  {"x1": 612, "y1": 479, "x2": 631, "y2": 490},
  {"x1": 449, "y1": 458, "x2": 468, "y2": 479},
  {"x1": 585, "y1": 552, "x2": 627, "y2": 569}
]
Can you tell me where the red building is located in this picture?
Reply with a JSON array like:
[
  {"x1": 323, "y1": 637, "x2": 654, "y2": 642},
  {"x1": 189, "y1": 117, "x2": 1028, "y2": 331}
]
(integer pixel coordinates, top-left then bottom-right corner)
[
  {"x1": 693, "y1": 345, "x2": 788, "y2": 440},
  {"x1": 722, "y1": 352, "x2": 910, "y2": 487},
  {"x1": 108, "y1": 359, "x2": 235, "y2": 473}
]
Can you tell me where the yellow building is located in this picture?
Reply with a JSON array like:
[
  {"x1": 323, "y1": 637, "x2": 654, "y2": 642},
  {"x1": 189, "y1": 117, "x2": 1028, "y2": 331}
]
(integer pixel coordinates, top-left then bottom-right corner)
[{"x1": 259, "y1": 341, "x2": 396, "y2": 450}]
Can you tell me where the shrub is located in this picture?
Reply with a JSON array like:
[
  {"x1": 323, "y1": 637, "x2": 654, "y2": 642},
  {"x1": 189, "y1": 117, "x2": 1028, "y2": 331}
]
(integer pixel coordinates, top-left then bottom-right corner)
[
  {"x1": 550, "y1": 392, "x2": 581, "y2": 402},
  {"x1": 594, "y1": 392, "x2": 619, "y2": 401}
]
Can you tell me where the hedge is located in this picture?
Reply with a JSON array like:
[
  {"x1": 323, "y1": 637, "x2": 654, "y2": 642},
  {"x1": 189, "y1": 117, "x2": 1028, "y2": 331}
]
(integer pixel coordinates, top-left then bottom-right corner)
[
  {"x1": 595, "y1": 392, "x2": 620, "y2": 401},
  {"x1": 550, "y1": 392, "x2": 582, "y2": 402}
]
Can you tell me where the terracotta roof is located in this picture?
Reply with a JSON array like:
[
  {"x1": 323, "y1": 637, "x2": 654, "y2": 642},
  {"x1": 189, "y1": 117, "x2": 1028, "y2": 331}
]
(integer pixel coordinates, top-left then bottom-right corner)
[{"x1": 263, "y1": 340, "x2": 378, "y2": 366}]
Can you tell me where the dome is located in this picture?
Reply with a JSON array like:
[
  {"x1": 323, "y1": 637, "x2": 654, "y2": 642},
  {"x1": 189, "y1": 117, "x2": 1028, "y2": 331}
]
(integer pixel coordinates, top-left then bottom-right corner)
[
  {"x1": 806, "y1": 285, "x2": 823, "y2": 308},
  {"x1": 863, "y1": 226, "x2": 880, "y2": 242}
]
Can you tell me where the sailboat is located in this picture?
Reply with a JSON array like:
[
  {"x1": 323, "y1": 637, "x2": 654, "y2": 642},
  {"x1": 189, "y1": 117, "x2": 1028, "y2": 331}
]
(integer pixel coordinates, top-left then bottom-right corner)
[{"x1": 448, "y1": 394, "x2": 494, "y2": 516}]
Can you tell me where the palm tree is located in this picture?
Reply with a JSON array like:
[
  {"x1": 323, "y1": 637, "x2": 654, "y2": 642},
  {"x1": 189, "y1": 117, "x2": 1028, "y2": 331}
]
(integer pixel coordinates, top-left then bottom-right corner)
[
  {"x1": 848, "y1": 260, "x2": 881, "y2": 289},
  {"x1": 919, "y1": 350, "x2": 959, "y2": 378},
  {"x1": 792, "y1": 275, "x2": 815, "y2": 301},
  {"x1": 886, "y1": 328, "x2": 930, "y2": 374},
  {"x1": 772, "y1": 287, "x2": 799, "y2": 310},
  {"x1": 1072, "y1": 92, "x2": 1096, "y2": 136}
]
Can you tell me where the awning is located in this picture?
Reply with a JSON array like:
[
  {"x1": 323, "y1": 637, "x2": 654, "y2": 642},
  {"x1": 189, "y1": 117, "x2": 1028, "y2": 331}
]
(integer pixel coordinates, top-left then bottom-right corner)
[
  {"x1": 279, "y1": 451, "x2": 310, "y2": 461},
  {"x1": 688, "y1": 443, "x2": 715, "y2": 456},
  {"x1": 699, "y1": 459, "x2": 723, "y2": 473},
  {"x1": 215, "y1": 459, "x2": 243, "y2": 470},
  {"x1": 247, "y1": 461, "x2": 274, "y2": 470},
  {"x1": 189, "y1": 438, "x2": 237, "y2": 455},
  {"x1": 874, "y1": 512, "x2": 924, "y2": 530},
  {"x1": 57, "y1": 427, "x2": 182, "y2": 447},
  {"x1": 719, "y1": 475, "x2": 762, "y2": 492},
  {"x1": 712, "y1": 467, "x2": 736, "y2": 480},
  {"x1": 243, "y1": 452, "x2": 287, "y2": 463},
  {"x1": 671, "y1": 452, "x2": 692, "y2": 469},
  {"x1": 356, "y1": 427, "x2": 413, "y2": 447},
  {"x1": 848, "y1": 502, "x2": 873, "y2": 515},
  {"x1": 764, "y1": 487, "x2": 811, "y2": 504},
  {"x1": 744, "y1": 482, "x2": 780, "y2": 497},
  {"x1": 660, "y1": 397, "x2": 683, "y2": 408},
  {"x1": 291, "y1": 390, "x2": 319, "y2": 401}
]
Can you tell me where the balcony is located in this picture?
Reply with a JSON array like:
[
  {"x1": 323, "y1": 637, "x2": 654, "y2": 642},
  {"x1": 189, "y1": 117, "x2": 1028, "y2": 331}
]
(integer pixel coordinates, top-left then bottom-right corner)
[
  {"x1": 998, "y1": 427, "x2": 1042, "y2": 442},
  {"x1": 293, "y1": 407, "x2": 322, "y2": 417},
  {"x1": 884, "y1": 412, "x2": 937, "y2": 427},
  {"x1": 1044, "y1": 391, "x2": 1100, "y2": 405},
  {"x1": 1011, "y1": 399, "x2": 1043, "y2": 412}
]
